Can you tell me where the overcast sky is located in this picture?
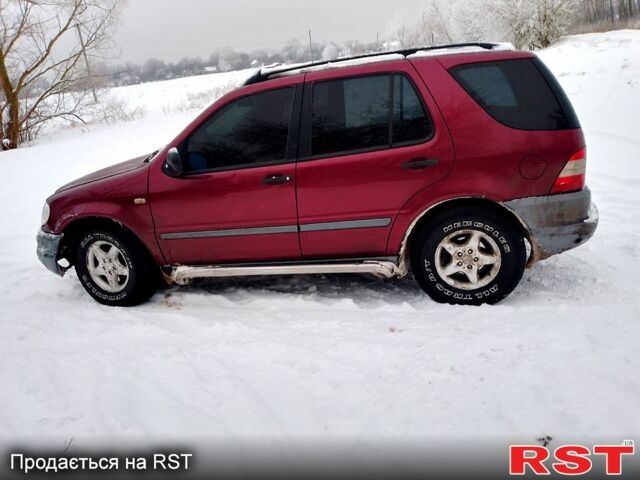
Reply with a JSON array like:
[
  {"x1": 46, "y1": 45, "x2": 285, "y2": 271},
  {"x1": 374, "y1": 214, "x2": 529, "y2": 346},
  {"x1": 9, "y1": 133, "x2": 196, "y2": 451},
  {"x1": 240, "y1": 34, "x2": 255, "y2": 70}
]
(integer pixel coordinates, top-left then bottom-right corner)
[{"x1": 114, "y1": 0, "x2": 428, "y2": 63}]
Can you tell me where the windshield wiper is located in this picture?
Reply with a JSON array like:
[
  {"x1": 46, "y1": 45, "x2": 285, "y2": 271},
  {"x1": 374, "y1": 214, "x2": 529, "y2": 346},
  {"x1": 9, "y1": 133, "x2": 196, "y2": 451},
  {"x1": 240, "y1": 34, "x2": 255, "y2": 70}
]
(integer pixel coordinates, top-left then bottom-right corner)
[{"x1": 144, "y1": 149, "x2": 160, "y2": 163}]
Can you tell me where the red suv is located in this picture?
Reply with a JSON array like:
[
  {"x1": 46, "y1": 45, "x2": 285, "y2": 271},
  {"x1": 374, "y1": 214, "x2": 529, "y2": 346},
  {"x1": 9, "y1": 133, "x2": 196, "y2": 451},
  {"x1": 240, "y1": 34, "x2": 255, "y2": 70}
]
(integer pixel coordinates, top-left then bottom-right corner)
[{"x1": 37, "y1": 43, "x2": 598, "y2": 306}]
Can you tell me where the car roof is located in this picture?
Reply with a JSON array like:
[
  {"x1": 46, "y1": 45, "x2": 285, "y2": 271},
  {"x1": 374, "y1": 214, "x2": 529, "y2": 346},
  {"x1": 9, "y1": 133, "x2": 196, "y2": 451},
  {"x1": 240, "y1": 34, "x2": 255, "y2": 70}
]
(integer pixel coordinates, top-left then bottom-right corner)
[{"x1": 244, "y1": 42, "x2": 516, "y2": 85}]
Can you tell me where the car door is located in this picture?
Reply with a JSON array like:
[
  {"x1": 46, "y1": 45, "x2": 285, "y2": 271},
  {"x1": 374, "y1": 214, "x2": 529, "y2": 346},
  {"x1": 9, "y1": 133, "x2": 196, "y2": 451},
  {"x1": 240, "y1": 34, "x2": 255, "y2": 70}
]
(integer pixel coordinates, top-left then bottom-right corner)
[
  {"x1": 295, "y1": 60, "x2": 455, "y2": 259},
  {"x1": 149, "y1": 78, "x2": 303, "y2": 265}
]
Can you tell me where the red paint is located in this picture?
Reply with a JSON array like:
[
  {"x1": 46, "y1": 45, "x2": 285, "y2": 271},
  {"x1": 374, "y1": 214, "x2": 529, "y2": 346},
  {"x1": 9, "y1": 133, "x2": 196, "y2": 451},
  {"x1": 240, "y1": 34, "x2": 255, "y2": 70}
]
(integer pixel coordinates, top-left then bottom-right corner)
[
  {"x1": 44, "y1": 49, "x2": 586, "y2": 267},
  {"x1": 519, "y1": 154, "x2": 547, "y2": 180},
  {"x1": 149, "y1": 161, "x2": 300, "y2": 264},
  {"x1": 44, "y1": 157, "x2": 164, "y2": 264}
]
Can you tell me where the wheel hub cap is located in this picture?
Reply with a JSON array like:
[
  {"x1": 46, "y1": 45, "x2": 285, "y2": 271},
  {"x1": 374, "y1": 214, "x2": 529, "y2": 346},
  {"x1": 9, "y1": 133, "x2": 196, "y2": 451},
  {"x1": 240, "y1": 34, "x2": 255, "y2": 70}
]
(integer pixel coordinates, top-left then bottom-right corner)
[
  {"x1": 86, "y1": 241, "x2": 130, "y2": 293},
  {"x1": 434, "y1": 229, "x2": 502, "y2": 291}
]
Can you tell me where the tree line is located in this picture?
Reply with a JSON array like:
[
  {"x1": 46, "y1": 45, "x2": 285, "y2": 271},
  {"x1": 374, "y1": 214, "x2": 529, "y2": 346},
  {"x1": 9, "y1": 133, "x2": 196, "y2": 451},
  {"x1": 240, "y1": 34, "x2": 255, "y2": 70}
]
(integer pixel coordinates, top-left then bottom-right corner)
[
  {"x1": 99, "y1": 38, "x2": 381, "y2": 87},
  {"x1": 104, "y1": 0, "x2": 640, "y2": 87},
  {"x1": 580, "y1": 0, "x2": 640, "y2": 23}
]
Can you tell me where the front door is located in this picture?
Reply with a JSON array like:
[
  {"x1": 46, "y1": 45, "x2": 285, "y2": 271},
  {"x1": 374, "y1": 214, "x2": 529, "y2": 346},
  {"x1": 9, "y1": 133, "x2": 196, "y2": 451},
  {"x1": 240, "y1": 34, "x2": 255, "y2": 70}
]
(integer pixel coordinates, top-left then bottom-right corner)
[{"x1": 149, "y1": 82, "x2": 302, "y2": 265}]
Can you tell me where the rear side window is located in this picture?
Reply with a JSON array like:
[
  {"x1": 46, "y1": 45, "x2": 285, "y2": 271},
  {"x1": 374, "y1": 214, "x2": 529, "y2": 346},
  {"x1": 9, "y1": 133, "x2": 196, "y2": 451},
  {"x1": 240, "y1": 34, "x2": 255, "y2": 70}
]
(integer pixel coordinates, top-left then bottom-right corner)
[
  {"x1": 392, "y1": 75, "x2": 433, "y2": 144},
  {"x1": 310, "y1": 74, "x2": 434, "y2": 157},
  {"x1": 311, "y1": 75, "x2": 391, "y2": 156},
  {"x1": 449, "y1": 58, "x2": 580, "y2": 131}
]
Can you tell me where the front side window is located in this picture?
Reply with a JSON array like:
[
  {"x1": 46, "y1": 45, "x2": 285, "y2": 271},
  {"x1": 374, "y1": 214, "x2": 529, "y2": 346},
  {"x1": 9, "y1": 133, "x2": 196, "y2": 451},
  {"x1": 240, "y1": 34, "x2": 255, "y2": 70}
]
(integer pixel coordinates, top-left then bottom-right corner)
[{"x1": 185, "y1": 87, "x2": 294, "y2": 173}]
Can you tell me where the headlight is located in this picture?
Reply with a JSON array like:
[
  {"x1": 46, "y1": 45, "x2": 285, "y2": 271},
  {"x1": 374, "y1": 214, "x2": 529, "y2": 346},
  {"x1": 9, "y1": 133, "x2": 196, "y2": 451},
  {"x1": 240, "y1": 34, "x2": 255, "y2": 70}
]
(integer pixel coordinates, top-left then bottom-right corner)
[{"x1": 41, "y1": 202, "x2": 50, "y2": 226}]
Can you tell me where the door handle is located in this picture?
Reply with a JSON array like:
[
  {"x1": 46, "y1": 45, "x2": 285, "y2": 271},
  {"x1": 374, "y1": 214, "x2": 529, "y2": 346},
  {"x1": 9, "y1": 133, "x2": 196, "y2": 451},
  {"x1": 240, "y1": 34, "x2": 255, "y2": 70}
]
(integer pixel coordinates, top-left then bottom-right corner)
[
  {"x1": 262, "y1": 174, "x2": 292, "y2": 185},
  {"x1": 402, "y1": 158, "x2": 439, "y2": 170}
]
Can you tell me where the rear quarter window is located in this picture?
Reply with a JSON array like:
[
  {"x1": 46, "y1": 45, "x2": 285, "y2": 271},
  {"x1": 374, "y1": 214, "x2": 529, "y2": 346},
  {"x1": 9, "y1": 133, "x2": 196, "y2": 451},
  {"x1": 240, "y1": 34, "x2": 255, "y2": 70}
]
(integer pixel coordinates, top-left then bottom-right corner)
[{"x1": 449, "y1": 58, "x2": 580, "y2": 131}]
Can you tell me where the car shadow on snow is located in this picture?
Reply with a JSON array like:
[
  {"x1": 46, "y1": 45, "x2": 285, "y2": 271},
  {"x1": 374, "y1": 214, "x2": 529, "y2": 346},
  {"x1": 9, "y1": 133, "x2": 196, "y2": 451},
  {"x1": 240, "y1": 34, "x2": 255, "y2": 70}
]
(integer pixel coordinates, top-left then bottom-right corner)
[{"x1": 161, "y1": 273, "x2": 426, "y2": 306}]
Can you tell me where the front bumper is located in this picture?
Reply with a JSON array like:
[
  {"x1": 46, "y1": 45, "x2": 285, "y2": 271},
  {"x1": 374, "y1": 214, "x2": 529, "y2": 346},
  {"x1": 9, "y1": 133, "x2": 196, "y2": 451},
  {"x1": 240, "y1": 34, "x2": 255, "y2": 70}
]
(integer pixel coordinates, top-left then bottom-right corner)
[
  {"x1": 504, "y1": 187, "x2": 598, "y2": 264},
  {"x1": 36, "y1": 229, "x2": 65, "y2": 276}
]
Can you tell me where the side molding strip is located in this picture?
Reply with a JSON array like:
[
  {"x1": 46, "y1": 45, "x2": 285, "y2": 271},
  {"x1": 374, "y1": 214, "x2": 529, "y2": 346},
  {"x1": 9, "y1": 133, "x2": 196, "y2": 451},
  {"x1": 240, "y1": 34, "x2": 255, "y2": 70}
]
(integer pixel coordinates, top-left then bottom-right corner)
[
  {"x1": 299, "y1": 218, "x2": 392, "y2": 232},
  {"x1": 160, "y1": 225, "x2": 298, "y2": 240},
  {"x1": 160, "y1": 218, "x2": 392, "y2": 240}
]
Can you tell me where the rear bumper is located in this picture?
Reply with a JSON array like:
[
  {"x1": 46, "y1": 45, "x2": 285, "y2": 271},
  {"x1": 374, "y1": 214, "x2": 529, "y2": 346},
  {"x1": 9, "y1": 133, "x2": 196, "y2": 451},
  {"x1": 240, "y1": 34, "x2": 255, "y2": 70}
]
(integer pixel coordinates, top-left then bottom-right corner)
[
  {"x1": 36, "y1": 229, "x2": 65, "y2": 276},
  {"x1": 504, "y1": 187, "x2": 598, "y2": 264}
]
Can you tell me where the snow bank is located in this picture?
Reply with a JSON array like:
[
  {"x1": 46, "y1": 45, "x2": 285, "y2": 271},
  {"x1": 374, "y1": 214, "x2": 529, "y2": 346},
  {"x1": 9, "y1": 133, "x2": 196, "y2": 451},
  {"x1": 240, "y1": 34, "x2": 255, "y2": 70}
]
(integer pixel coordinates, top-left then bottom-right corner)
[{"x1": 0, "y1": 31, "x2": 639, "y2": 455}]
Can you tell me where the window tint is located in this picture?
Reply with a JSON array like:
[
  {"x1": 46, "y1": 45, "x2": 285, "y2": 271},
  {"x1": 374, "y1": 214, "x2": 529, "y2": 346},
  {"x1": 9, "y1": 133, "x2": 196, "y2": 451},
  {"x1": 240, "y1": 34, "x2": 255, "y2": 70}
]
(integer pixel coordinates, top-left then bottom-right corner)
[
  {"x1": 531, "y1": 57, "x2": 580, "y2": 129},
  {"x1": 185, "y1": 87, "x2": 294, "y2": 172},
  {"x1": 450, "y1": 59, "x2": 579, "y2": 131},
  {"x1": 392, "y1": 75, "x2": 433, "y2": 144},
  {"x1": 311, "y1": 75, "x2": 390, "y2": 156}
]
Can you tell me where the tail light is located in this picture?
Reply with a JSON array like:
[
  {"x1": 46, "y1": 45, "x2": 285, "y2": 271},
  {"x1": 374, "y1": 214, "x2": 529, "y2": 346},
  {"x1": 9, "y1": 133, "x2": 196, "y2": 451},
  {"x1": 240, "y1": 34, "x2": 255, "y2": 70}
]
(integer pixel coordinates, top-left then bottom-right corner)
[{"x1": 551, "y1": 147, "x2": 586, "y2": 194}]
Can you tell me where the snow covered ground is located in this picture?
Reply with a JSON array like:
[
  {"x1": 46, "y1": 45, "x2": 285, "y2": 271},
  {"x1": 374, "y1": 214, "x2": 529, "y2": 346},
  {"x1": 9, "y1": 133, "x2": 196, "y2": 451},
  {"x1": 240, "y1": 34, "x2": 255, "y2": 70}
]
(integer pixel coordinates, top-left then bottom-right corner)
[{"x1": 1, "y1": 30, "x2": 639, "y2": 465}]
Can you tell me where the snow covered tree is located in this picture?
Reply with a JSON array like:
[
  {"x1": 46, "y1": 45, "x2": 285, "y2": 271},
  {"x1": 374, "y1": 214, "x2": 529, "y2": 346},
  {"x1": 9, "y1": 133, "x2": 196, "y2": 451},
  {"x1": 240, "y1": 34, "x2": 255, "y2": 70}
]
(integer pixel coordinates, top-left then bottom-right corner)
[
  {"x1": 497, "y1": 0, "x2": 576, "y2": 49},
  {"x1": 321, "y1": 43, "x2": 340, "y2": 61},
  {"x1": 384, "y1": 11, "x2": 408, "y2": 47},
  {"x1": 407, "y1": 0, "x2": 504, "y2": 48},
  {"x1": 408, "y1": 1, "x2": 453, "y2": 46},
  {"x1": 0, "y1": 0, "x2": 123, "y2": 148},
  {"x1": 282, "y1": 38, "x2": 306, "y2": 64}
]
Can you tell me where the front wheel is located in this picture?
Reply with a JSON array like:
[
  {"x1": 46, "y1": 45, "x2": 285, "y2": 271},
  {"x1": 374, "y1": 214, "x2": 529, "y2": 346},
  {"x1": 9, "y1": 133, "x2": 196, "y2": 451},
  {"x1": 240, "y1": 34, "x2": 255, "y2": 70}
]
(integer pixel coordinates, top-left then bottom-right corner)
[
  {"x1": 75, "y1": 229, "x2": 159, "y2": 306},
  {"x1": 410, "y1": 207, "x2": 527, "y2": 305}
]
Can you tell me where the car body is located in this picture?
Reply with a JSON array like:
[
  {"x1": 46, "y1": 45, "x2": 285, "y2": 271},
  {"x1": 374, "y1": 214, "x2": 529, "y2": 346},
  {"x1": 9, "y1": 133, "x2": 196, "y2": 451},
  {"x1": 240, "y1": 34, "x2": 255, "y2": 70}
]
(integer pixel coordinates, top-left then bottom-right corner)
[{"x1": 37, "y1": 43, "x2": 598, "y2": 306}]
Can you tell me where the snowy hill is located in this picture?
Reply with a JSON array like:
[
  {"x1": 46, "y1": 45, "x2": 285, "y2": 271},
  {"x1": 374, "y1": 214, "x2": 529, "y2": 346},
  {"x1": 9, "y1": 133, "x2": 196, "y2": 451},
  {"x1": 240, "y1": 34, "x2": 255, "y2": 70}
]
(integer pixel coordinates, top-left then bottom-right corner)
[{"x1": 1, "y1": 30, "x2": 639, "y2": 458}]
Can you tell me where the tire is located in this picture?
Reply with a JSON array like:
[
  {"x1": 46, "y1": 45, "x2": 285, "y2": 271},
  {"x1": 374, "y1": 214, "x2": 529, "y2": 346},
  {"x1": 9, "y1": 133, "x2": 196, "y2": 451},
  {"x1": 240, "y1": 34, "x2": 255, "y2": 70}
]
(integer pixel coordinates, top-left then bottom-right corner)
[
  {"x1": 410, "y1": 206, "x2": 526, "y2": 305},
  {"x1": 74, "y1": 228, "x2": 159, "y2": 307}
]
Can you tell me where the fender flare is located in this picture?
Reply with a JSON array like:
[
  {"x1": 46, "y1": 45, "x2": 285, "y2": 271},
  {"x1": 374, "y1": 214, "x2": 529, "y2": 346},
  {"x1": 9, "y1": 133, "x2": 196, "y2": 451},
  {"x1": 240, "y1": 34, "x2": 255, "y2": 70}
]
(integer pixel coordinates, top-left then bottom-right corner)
[{"x1": 395, "y1": 196, "x2": 533, "y2": 275}]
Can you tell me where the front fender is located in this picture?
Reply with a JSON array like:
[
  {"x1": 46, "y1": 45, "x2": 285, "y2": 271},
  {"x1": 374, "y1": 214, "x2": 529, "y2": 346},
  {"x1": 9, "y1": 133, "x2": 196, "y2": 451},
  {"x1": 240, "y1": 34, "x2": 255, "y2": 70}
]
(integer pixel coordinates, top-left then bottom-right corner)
[
  {"x1": 44, "y1": 165, "x2": 165, "y2": 265},
  {"x1": 52, "y1": 204, "x2": 165, "y2": 266}
]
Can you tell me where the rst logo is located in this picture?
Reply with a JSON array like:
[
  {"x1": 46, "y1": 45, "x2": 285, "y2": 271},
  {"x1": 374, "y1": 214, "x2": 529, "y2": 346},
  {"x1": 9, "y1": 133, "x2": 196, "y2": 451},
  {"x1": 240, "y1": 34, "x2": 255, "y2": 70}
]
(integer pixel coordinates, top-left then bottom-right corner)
[{"x1": 509, "y1": 441, "x2": 635, "y2": 476}]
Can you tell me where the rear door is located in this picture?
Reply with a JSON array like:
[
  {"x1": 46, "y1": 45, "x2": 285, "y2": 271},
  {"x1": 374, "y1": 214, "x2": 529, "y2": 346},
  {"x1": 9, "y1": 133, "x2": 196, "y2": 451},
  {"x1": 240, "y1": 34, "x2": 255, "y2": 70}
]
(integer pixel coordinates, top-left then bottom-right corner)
[{"x1": 295, "y1": 60, "x2": 455, "y2": 259}]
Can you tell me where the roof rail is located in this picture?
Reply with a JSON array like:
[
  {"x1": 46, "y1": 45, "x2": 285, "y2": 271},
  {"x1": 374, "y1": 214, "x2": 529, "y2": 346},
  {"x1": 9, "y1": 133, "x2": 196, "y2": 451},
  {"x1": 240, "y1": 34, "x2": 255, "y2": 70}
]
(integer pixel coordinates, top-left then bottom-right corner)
[{"x1": 244, "y1": 42, "x2": 501, "y2": 85}]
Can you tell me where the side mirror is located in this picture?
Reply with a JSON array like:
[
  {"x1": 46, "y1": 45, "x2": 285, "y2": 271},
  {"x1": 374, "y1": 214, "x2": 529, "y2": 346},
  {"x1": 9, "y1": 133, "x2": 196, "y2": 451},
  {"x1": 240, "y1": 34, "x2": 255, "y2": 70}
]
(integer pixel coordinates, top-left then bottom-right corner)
[{"x1": 163, "y1": 147, "x2": 184, "y2": 178}]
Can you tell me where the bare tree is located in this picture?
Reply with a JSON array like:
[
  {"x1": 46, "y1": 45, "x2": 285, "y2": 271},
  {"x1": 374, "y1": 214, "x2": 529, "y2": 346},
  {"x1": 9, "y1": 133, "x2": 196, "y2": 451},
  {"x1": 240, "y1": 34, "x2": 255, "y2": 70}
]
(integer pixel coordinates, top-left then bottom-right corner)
[
  {"x1": 574, "y1": 0, "x2": 639, "y2": 25},
  {"x1": 0, "y1": 0, "x2": 123, "y2": 148}
]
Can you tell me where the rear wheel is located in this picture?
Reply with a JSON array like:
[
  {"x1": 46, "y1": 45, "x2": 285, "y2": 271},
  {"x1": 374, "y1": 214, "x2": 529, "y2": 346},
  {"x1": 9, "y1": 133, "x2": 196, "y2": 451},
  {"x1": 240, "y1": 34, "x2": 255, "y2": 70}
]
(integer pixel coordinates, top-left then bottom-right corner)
[
  {"x1": 74, "y1": 229, "x2": 159, "y2": 306},
  {"x1": 410, "y1": 207, "x2": 526, "y2": 305}
]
